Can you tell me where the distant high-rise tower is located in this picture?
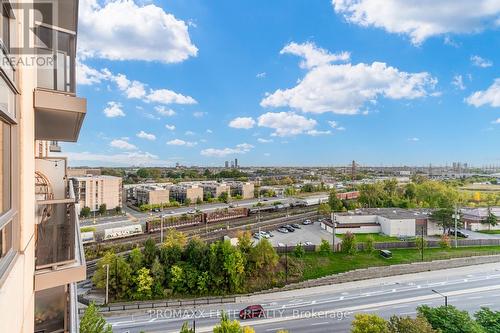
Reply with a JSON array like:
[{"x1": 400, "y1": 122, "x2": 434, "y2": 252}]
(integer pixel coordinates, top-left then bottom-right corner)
[
  {"x1": 224, "y1": 161, "x2": 229, "y2": 168},
  {"x1": 351, "y1": 160, "x2": 356, "y2": 181},
  {"x1": 231, "y1": 160, "x2": 235, "y2": 168},
  {"x1": 235, "y1": 158, "x2": 238, "y2": 168}
]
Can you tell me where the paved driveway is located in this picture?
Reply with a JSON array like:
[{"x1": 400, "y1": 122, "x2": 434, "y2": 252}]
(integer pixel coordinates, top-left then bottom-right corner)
[{"x1": 460, "y1": 229, "x2": 500, "y2": 239}]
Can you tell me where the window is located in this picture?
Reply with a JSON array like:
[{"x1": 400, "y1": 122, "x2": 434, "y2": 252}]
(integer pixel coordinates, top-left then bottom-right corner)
[
  {"x1": 0, "y1": 120, "x2": 10, "y2": 215},
  {"x1": 1, "y1": 2, "x2": 10, "y2": 52},
  {"x1": 0, "y1": 221, "x2": 11, "y2": 259}
]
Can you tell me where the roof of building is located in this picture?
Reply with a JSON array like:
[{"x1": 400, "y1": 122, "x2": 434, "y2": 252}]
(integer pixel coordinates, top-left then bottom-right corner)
[{"x1": 338, "y1": 208, "x2": 433, "y2": 220}]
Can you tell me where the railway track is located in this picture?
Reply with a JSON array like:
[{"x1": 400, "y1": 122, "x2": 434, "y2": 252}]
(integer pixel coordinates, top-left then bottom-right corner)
[{"x1": 85, "y1": 210, "x2": 321, "y2": 278}]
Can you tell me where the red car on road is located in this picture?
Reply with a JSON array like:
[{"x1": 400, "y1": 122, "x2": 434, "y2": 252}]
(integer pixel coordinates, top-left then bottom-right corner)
[{"x1": 239, "y1": 305, "x2": 265, "y2": 319}]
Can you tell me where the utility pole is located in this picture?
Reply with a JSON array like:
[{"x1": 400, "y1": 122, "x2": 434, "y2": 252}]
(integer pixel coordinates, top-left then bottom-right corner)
[
  {"x1": 331, "y1": 211, "x2": 336, "y2": 252},
  {"x1": 452, "y1": 205, "x2": 459, "y2": 248},
  {"x1": 285, "y1": 244, "x2": 288, "y2": 284},
  {"x1": 432, "y1": 289, "x2": 448, "y2": 308},
  {"x1": 421, "y1": 224, "x2": 424, "y2": 262},
  {"x1": 160, "y1": 215, "x2": 164, "y2": 243},
  {"x1": 193, "y1": 306, "x2": 197, "y2": 332},
  {"x1": 105, "y1": 264, "x2": 109, "y2": 304}
]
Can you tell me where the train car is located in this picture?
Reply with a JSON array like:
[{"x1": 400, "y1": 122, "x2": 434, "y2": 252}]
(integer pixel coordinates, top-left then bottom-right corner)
[
  {"x1": 104, "y1": 224, "x2": 143, "y2": 240},
  {"x1": 81, "y1": 231, "x2": 96, "y2": 244}
]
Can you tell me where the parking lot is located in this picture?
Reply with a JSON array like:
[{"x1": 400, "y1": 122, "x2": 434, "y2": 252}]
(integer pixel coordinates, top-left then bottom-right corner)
[{"x1": 256, "y1": 221, "x2": 342, "y2": 247}]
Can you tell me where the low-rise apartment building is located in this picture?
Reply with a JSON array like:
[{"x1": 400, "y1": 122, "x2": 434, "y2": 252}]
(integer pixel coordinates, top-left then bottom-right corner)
[
  {"x1": 136, "y1": 185, "x2": 170, "y2": 206},
  {"x1": 169, "y1": 184, "x2": 203, "y2": 203},
  {"x1": 200, "y1": 181, "x2": 230, "y2": 200},
  {"x1": 72, "y1": 175, "x2": 122, "y2": 213},
  {"x1": 228, "y1": 181, "x2": 255, "y2": 199}
]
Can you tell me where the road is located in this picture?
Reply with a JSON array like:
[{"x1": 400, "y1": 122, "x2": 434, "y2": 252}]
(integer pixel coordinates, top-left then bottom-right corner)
[{"x1": 105, "y1": 262, "x2": 500, "y2": 333}]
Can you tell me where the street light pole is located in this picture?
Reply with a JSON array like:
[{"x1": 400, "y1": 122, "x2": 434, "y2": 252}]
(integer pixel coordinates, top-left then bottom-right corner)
[
  {"x1": 331, "y1": 211, "x2": 336, "y2": 252},
  {"x1": 432, "y1": 289, "x2": 448, "y2": 308},
  {"x1": 105, "y1": 264, "x2": 109, "y2": 304},
  {"x1": 285, "y1": 244, "x2": 288, "y2": 284},
  {"x1": 453, "y1": 205, "x2": 459, "y2": 248},
  {"x1": 160, "y1": 215, "x2": 164, "y2": 243}
]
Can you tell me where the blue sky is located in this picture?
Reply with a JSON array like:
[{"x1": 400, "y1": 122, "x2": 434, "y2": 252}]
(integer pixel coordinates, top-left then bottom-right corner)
[{"x1": 67, "y1": 0, "x2": 500, "y2": 167}]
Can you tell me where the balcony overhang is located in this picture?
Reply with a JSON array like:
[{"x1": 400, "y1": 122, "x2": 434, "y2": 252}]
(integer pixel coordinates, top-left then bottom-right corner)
[{"x1": 34, "y1": 89, "x2": 86, "y2": 142}]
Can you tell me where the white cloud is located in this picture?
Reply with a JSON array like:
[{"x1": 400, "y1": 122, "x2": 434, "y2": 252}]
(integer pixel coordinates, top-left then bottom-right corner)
[
  {"x1": 185, "y1": 131, "x2": 195, "y2": 136},
  {"x1": 200, "y1": 143, "x2": 254, "y2": 157},
  {"x1": 328, "y1": 120, "x2": 346, "y2": 131},
  {"x1": 64, "y1": 151, "x2": 168, "y2": 166},
  {"x1": 110, "y1": 139, "x2": 137, "y2": 150},
  {"x1": 136, "y1": 130, "x2": 156, "y2": 141},
  {"x1": 103, "y1": 101, "x2": 125, "y2": 118},
  {"x1": 452, "y1": 75, "x2": 466, "y2": 90},
  {"x1": 307, "y1": 129, "x2": 332, "y2": 136},
  {"x1": 471, "y1": 55, "x2": 493, "y2": 68},
  {"x1": 262, "y1": 43, "x2": 436, "y2": 115},
  {"x1": 165, "y1": 124, "x2": 176, "y2": 131},
  {"x1": 281, "y1": 42, "x2": 350, "y2": 69},
  {"x1": 193, "y1": 111, "x2": 207, "y2": 118},
  {"x1": 166, "y1": 139, "x2": 197, "y2": 147},
  {"x1": 257, "y1": 138, "x2": 273, "y2": 143},
  {"x1": 76, "y1": 61, "x2": 110, "y2": 85},
  {"x1": 155, "y1": 106, "x2": 176, "y2": 117},
  {"x1": 264, "y1": 153, "x2": 271, "y2": 157},
  {"x1": 229, "y1": 117, "x2": 256, "y2": 129},
  {"x1": 256, "y1": 72, "x2": 267, "y2": 78},
  {"x1": 408, "y1": 137, "x2": 420, "y2": 142},
  {"x1": 147, "y1": 89, "x2": 197, "y2": 105},
  {"x1": 79, "y1": 0, "x2": 198, "y2": 63},
  {"x1": 491, "y1": 118, "x2": 500, "y2": 124},
  {"x1": 206, "y1": 129, "x2": 213, "y2": 134},
  {"x1": 257, "y1": 112, "x2": 317, "y2": 137},
  {"x1": 332, "y1": 0, "x2": 500, "y2": 45},
  {"x1": 466, "y1": 79, "x2": 500, "y2": 108},
  {"x1": 111, "y1": 73, "x2": 146, "y2": 98}
]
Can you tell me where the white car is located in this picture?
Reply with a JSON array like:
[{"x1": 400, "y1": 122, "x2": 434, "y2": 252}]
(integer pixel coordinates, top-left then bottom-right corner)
[{"x1": 304, "y1": 241, "x2": 313, "y2": 246}]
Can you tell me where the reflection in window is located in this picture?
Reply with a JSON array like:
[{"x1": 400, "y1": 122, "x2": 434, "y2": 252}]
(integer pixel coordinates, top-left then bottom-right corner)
[{"x1": 0, "y1": 121, "x2": 11, "y2": 215}]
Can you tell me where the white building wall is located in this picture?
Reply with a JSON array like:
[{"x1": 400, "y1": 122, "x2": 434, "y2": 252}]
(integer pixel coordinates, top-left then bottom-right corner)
[{"x1": 377, "y1": 216, "x2": 415, "y2": 237}]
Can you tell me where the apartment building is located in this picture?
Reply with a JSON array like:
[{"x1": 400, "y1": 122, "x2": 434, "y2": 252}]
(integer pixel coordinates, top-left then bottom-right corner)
[
  {"x1": 136, "y1": 185, "x2": 170, "y2": 206},
  {"x1": 0, "y1": 1, "x2": 86, "y2": 332},
  {"x1": 228, "y1": 181, "x2": 255, "y2": 199},
  {"x1": 169, "y1": 183, "x2": 203, "y2": 203},
  {"x1": 72, "y1": 175, "x2": 122, "y2": 213},
  {"x1": 200, "y1": 181, "x2": 230, "y2": 200}
]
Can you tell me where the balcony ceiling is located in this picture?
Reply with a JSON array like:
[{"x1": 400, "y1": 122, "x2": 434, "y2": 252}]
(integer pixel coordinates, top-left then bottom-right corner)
[{"x1": 34, "y1": 89, "x2": 86, "y2": 142}]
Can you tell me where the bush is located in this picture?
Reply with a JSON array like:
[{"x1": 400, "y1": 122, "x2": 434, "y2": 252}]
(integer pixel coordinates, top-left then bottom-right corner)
[
  {"x1": 319, "y1": 239, "x2": 331, "y2": 255},
  {"x1": 341, "y1": 232, "x2": 357, "y2": 255},
  {"x1": 293, "y1": 244, "x2": 305, "y2": 258},
  {"x1": 365, "y1": 235, "x2": 375, "y2": 253},
  {"x1": 439, "y1": 234, "x2": 451, "y2": 249},
  {"x1": 418, "y1": 305, "x2": 485, "y2": 333},
  {"x1": 416, "y1": 237, "x2": 427, "y2": 252},
  {"x1": 80, "y1": 206, "x2": 91, "y2": 218}
]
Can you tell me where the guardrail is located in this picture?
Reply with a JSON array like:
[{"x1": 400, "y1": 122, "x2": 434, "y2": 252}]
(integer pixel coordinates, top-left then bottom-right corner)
[{"x1": 78, "y1": 296, "x2": 237, "y2": 314}]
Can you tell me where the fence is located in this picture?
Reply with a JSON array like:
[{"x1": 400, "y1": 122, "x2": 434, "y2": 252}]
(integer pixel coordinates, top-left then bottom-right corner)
[{"x1": 78, "y1": 296, "x2": 237, "y2": 314}]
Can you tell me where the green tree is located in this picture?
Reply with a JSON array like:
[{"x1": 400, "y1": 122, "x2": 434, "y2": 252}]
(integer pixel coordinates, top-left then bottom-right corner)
[
  {"x1": 80, "y1": 206, "x2": 91, "y2": 218},
  {"x1": 170, "y1": 265, "x2": 185, "y2": 294},
  {"x1": 475, "y1": 307, "x2": 500, "y2": 333},
  {"x1": 249, "y1": 238, "x2": 279, "y2": 273},
  {"x1": 293, "y1": 243, "x2": 305, "y2": 258},
  {"x1": 418, "y1": 305, "x2": 485, "y2": 333},
  {"x1": 185, "y1": 198, "x2": 192, "y2": 206},
  {"x1": 128, "y1": 247, "x2": 144, "y2": 272},
  {"x1": 431, "y1": 208, "x2": 457, "y2": 234},
  {"x1": 319, "y1": 239, "x2": 331, "y2": 255},
  {"x1": 483, "y1": 208, "x2": 498, "y2": 230},
  {"x1": 196, "y1": 197, "x2": 203, "y2": 205},
  {"x1": 143, "y1": 238, "x2": 157, "y2": 267},
  {"x1": 184, "y1": 237, "x2": 208, "y2": 270},
  {"x1": 93, "y1": 252, "x2": 132, "y2": 300},
  {"x1": 351, "y1": 313, "x2": 388, "y2": 333},
  {"x1": 387, "y1": 315, "x2": 436, "y2": 333},
  {"x1": 179, "y1": 322, "x2": 195, "y2": 333},
  {"x1": 115, "y1": 206, "x2": 122, "y2": 214},
  {"x1": 318, "y1": 203, "x2": 332, "y2": 216},
  {"x1": 342, "y1": 232, "x2": 357, "y2": 255},
  {"x1": 98, "y1": 203, "x2": 107, "y2": 215},
  {"x1": 137, "y1": 168, "x2": 151, "y2": 178},
  {"x1": 150, "y1": 257, "x2": 165, "y2": 297},
  {"x1": 213, "y1": 311, "x2": 245, "y2": 333},
  {"x1": 79, "y1": 302, "x2": 112, "y2": 333},
  {"x1": 133, "y1": 267, "x2": 153, "y2": 300},
  {"x1": 328, "y1": 189, "x2": 344, "y2": 212},
  {"x1": 219, "y1": 191, "x2": 229, "y2": 203}
]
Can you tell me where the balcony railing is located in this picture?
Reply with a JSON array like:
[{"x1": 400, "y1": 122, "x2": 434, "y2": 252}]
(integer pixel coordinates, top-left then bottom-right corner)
[{"x1": 34, "y1": 283, "x2": 79, "y2": 333}]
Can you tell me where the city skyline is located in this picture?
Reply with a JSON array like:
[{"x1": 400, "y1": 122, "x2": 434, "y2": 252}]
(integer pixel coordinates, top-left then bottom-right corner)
[{"x1": 67, "y1": 0, "x2": 500, "y2": 167}]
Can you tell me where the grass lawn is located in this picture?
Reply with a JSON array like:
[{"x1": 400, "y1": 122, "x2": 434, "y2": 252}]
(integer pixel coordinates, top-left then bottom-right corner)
[
  {"x1": 477, "y1": 230, "x2": 500, "y2": 235},
  {"x1": 300, "y1": 246, "x2": 500, "y2": 280},
  {"x1": 336, "y1": 233, "x2": 401, "y2": 243}
]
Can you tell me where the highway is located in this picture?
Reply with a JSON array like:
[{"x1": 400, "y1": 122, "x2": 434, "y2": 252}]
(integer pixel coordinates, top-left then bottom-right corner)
[{"x1": 105, "y1": 262, "x2": 500, "y2": 333}]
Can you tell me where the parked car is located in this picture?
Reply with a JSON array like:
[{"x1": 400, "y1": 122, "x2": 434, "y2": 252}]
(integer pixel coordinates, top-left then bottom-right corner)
[
  {"x1": 304, "y1": 241, "x2": 313, "y2": 246},
  {"x1": 291, "y1": 223, "x2": 301, "y2": 229},
  {"x1": 239, "y1": 305, "x2": 265, "y2": 319},
  {"x1": 277, "y1": 242, "x2": 285, "y2": 247},
  {"x1": 253, "y1": 233, "x2": 261, "y2": 240},
  {"x1": 187, "y1": 209, "x2": 196, "y2": 214},
  {"x1": 448, "y1": 229, "x2": 469, "y2": 238},
  {"x1": 283, "y1": 225, "x2": 295, "y2": 232},
  {"x1": 302, "y1": 219, "x2": 313, "y2": 225},
  {"x1": 380, "y1": 250, "x2": 392, "y2": 258},
  {"x1": 168, "y1": 210, "x2": 175, "y2": 214},
  {"x1": 258, "y1": 231, "x2": 270, "y2": 239},
  {"x1": 277, "y1": 228, "x2": 289, "y2": 233},
  {"x1": 153, "y1": 208, "x2": 161, "y2": 212}
]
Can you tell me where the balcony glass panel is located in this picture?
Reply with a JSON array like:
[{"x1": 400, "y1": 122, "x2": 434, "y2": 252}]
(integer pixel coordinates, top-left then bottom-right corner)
[
  {"x1": 36, "y1": 202, "x2": 76, "y2": 269},
  {"x1": 0, "y1": 121, "x2": 10, "y2": 215},
  {"x1": 35, "y1": 26, "x2": 75, "y2": 93},
  {"x1": 34, "y1": 285, "x2": 66, "y2": 333}
]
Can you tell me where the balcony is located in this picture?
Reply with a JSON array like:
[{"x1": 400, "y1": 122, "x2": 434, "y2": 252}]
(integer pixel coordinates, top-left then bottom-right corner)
[
  {"x1": 34, "y1": 283, "x2": 79, "y2": 333},
  {"x1": 33, "y1": 24, "x2": 86, "y2": 142},
  {"x1": 35, "y1": 178, "x2": 86, "y2": 291}
]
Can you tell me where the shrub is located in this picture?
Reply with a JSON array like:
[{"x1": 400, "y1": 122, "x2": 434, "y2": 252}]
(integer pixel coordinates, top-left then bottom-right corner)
[
  {"x1": 319, "y1": 239, "x2": 331, "y2": 255},
  {"x1": 341, "y1": 232, "x2": 357, "y2": 255},
  {"x1": 416, "y1": 237, "x2": 427, "y2": 252},
  {"x1": 365, "y1": 235, "x2": 375, "y2": 253},
  {"x1": 293, "y1": 244, "x2": 305, "y2": 258},
  {"x1": 439, "y1": 234, "x2": 451, "y2": 249}
]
